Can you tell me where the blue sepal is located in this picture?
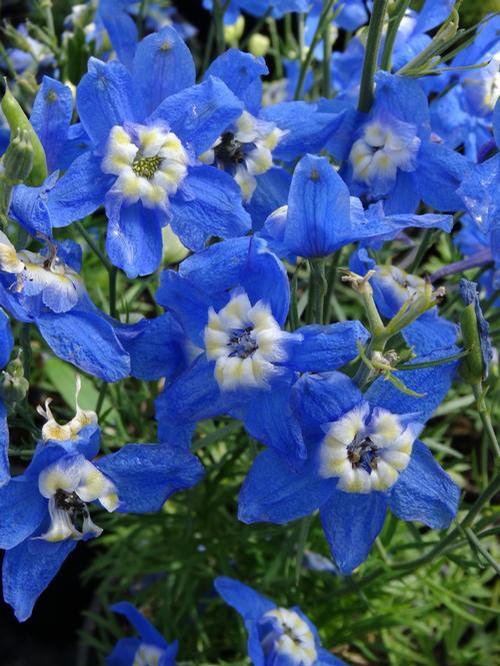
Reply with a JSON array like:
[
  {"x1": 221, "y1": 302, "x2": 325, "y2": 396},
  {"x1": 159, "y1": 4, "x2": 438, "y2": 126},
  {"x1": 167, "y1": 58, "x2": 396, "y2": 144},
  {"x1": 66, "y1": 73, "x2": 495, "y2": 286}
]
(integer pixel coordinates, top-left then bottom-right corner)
[
  {"x1": 30, "y1": 77, "x2": 73, "y2": 172},
  {"x1": 0, "y1": 477, "x2": 46, "y2": 549}
]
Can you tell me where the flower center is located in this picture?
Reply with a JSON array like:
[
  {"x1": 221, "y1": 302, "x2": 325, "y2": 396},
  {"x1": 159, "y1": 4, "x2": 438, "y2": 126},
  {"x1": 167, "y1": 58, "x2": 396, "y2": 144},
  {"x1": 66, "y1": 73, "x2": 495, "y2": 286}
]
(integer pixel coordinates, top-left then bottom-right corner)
[
  {"x1": 259, "y1": 608, "x2": 318, "y2": 666},
  {"x1": 349, "y1": 115, "x2": 420, "y2": 193},
  {"x1": 214, "y1": 131, "x2": 246, "y2": 166},
  {"x1": 204, "y1": 291, "x2": 286, "y2": 390},
  {"x1": 132, "y1": 155, "x2": 163, "y2": 179},
  {"x1": 319, "y1": 405, "x2": 415, "y2": 493}
]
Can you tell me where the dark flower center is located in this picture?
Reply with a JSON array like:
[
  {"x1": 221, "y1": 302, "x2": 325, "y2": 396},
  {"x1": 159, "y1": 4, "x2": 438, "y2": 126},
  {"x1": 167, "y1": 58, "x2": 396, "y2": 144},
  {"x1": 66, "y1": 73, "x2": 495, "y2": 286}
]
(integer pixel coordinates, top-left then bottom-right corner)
[
  {"x1": 132, "y1": 155, "x2": 162, "y2": 179},
  {"x1": 227, "y1": 326, "x2": 258, "y2": 359},
  {"x1": 214, "y1": 132, "x2": 245, "y2": 166},
  {"x1": 347, "y1": 434, "x2": 378, "y2": 473}
]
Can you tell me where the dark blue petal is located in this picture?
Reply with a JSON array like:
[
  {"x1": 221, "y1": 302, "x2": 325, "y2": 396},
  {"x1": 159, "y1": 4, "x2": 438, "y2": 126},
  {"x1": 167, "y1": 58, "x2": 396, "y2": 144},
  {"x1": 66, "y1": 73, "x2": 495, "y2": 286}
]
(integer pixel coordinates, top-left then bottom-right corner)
[
  {"x1": 99, "y1": 0, "x2": 138, "y2": 70},
  {"x1": 111, "y1": 601, "x2": 169, "y2": 647},
  {"x1": 96, "y1": 443, "x2": 204, "y2": 513},
  {"x1": 238, "y1": 449, "x2": 335, "y2": 524},
  {"x1": 30, "y1": 77, "x2": 73, "y2": 172},
  {"x1": 106, "y1": 637, "x2": 142, "y2": 666},
  {"x1": 205, "y1": 49, "x2": 267, "y2": 115},
  {"x1": 0, "y1": 477, "x2": 46, "y2": 549},
  {"x1": 291, "y1": 372, "x2": 363, "y2": 443},
  {"x1": 214, "y1": 576, "x2": 274, "y2": 621},
  {"x1": 3, "y1": 538, "x2": 77, "y2": 621},
  {"x1": 247, "y1": 167, "x2": 291, "y2": 232},
  {"x1": 10, "y1": 174, "x2": 57, "y2": 237},
  {"x1": 0, "y1": 308, "x2": 13, "y2": 369},
  {"x1": 170, "y1": 166, "x2": 251, "y2": 251},
  {"x1": 373, "y1": 72, "x2": 429, "y2": 128},
  {"x1": 320, "y1": 489, "x2": 388, "y2": 574},
  {"x1": 389, "y1": 440, "x2": 459, "y2": 529},
  {"x1": 105, "y1": 198, "x2": 163, "y2": 278},
  {"x1": 76, "y1": 58, "x2": 143, "y2": 147},
  {"x1": 288, "y1": 321, "x2": 369, "y2": 373},
  {"x1": 261, "y1": 102, "x2": 347, "y2": 162},
  {"x1": 150, "y1": 77, "x2": 243, "y2": 156},
  {"x1": 48, "y1": 152, "x2": 113, "y2": 227},
  {"x1": 493, "y1": 99, "x2": 500, "y2": 146},
  {"x1": 115, "y1": 313, "x2": 188, "y2": 381},
  {"x1": 236, "y1": 385, "x2": 306, "y2": 460},
  {"x1": 284, "y1": 154, "x2": 351, "y2": 257},
  {"x1": 132, "y1": 26, "x2": 195, "y2": 116},
  {"x1": 0, "y1": 400, "x2": 8, "y2": 485},
  {"x1": 416, "y1": 142, "x2": 468, "y2": 212},
  {"x1": 35, "y1": 310, "x2": 131, "y2": 382},
  {"x1": 402, "y1": 314, "x2": 459, "y2": 357}
]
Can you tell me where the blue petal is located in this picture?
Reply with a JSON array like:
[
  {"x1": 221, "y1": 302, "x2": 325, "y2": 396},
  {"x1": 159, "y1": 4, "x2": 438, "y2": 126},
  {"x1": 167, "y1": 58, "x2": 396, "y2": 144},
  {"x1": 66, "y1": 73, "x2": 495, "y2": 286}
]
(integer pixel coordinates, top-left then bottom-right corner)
[
  {"x1": 364, "y1": 352, "x2": 458, "y2": 423},
  {"x1": 170, "y1": 166, "x2": 251, "y2": 251},
  {"x1": 493, "y1": 99, "x2": 500, "y2": 146},
  {"x1": 30, "y1": 77, "x2": 73, "y2": 172},
  {"x1": 402, "y1": 314, "x2": 459, "y2": 357},
  {"x1": 288, "y1": 321, "x2": 369, "y2": 372},
  {"x1": 106, "y1": 637, "x2": 142, "y2": 666},
  {"x1": 3, "y1": 538, "x2": 77, "y2": 621},
  {"x1": 96, "y1": 443, "x2": 204, "y2": 513},
  {"x1": 48, "y1": 151, "x2": 113, "y2": 228},
  {"x1": 373, "y1": 72, "x2": 429, "y2": 128},
  {"x1": 317, "y1": 647, "x2": 348, "y2": 665},
  {"x1": 132, "y1": 26, "x2": 195, "y2": 116},
  {"x1": 247, "y1": 167, "x2": 291, "y2": 232},
  {"x1": 105, "y1": 198, "x2": 163, "y2": 278},
  {"x1": 320, "y1": 489, "x2": 388, "y2": 574},
  {"x1": 238, "y1": 449, "x2": 335, "y2": 524},
  {"x1": 389, "y1": 440, "x2": 459, "y2": 529},
  {"x1": 0, "y1": 400, "x2": 9, "y2": 485},
  {"x1": 150, "y1": 77, "x2": 243, "y2": 156},
  {"x1": 98, "y1": 0, "x2": 138, "y2": 70},
  {"x1": 291, "y1": 372, "x2": 363, "y2": 443},
  {"x1": 111, "y1": 601, "x2": 168, "y2": 647},
  {"x1": 76, "y1": 58, "x2": 144, "y2": 147},
  {"x1": 10, "y1": 174, "x2": 58, "y2": 237},
  {"x1": 214, "y1": 576, "x2": 274, "y2": 621},
  {"x1": 0, "y1": 308, "x2": 13, "y2": 369},
  {"x1": 35, "y1": 310, "x2": 131, "y2": 382},
  {"x1": 260, "y1": 102, "x2": 347, "y2": 162},
  {"x1": 115, "y1": 313, "x2": 188, "y2": 381},
  {"x1": 236, "y1": 384, "x2": 306, "y2": 460},
  {"x1": 284, "y1": 154, "x2": 351, "y2": 257},
  {"x1": 0, "y1": 477, "x2": 46, "y2": 549},
  {"x1": 416, "y1": 142, "x2": 468, "y2": 212},
  {"x1": 205, "y1": 49, "x2": 267, "y2": 115}
]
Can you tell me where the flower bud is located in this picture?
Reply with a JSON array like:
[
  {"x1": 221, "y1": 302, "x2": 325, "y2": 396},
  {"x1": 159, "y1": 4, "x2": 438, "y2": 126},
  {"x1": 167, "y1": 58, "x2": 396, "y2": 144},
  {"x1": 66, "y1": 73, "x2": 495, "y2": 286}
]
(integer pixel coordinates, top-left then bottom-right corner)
[
  {"x1": 1, "y1": 81, "x2": 47, "y2": 186},
  {"x1": 224, "y1": 15, "x2": 245, "y2": 46},
  {"x1": 459, "y1": 279, "x2": 492, "y2": 383},
  {"x1": 0, "y1": 353, "x2": 29, "y2": 407},
  {"x1": 248, "y1": 34, "x2": 270, "y2": 57},
  {"x1": 1, "y1": 129, "x2": 34, "y2": 184}
]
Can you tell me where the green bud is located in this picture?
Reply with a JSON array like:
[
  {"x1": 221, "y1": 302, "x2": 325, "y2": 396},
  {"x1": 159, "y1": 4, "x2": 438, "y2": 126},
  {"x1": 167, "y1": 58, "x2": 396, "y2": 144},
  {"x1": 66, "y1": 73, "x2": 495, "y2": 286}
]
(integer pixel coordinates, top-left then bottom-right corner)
[
  {"x1": 0, "y1": 353, "x2": 29, "y2": 407},
  {"x1": 224, "y1": 15, "x2": 245, "y2": 46},
  {"x1": 2, "y1": 129, "x2": 34, "y2": 184},
  {"x1": 1, "y1": 81, "x2": 47, "y2": 186},
  {"x1": 460, "y1": 302, "x2": 485, "y2": 384},
  {"x1": 248, "y1": 34, "x2": 271, "y2": 57}
]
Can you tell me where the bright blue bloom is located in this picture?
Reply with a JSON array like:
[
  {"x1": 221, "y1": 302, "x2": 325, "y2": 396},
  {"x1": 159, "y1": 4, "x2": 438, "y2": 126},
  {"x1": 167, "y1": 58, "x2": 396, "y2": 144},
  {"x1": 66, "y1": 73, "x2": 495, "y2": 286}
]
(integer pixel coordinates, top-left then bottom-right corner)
[
  {"x1": 238, "y1": 365, "x2": 459, "y2": 574},
  {"x1": 107, "y1": 602, "x2": 178, "y2": 665},
  {"x1": 203, "y1": 0, "x2": 309, "y2": 23},
  {"x1": 46, "y1": 27, "x2": 251, "y2": 277},
  {"x1": 259, "y1": 154, "x2": 454, "y2": 259},
  {"x1": 0, "y1": 309, "x2": 13, "y2": 485},
  {"x1": 0, "y1": 232, "x2": 131, "y2": 382},
  {"x1": 139, "y1": 237, "x2": 368, "y2": 458},
  {"x1": 201, "y1": 49, "x2": 346, "y2": 227},
  {"x1": 330, "y1": 72, "x2": 468, "y2": 214},
  {"x1": 0, "y1": 398, "x2": 204, "y2": 621},
  {"x1": 215, "y1": 576, "x2": 347, "y2": 665}
]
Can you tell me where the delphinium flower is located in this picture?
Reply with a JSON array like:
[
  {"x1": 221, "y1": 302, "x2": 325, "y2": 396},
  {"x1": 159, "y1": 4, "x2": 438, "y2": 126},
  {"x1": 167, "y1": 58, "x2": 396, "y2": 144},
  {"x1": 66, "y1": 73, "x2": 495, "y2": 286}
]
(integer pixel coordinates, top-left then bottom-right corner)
[
  {"x1": 0, "y1": 387, "x2": 204, "y2": 621},
  {"x1": 0, "y1": 231, "x2": 130, "y2": 381},
  {"x1": 203, "y1": 0, "x2": 309, "y2": 24},
  {"x1": 200, "y1": 49, "x2": 347, "y2": 226},
  {"x1": 135, "y1": 237, "x2": 368, "y2": 457},
  {"x1": 45, "y1": 26, "x2": 251, "y2": 277},
  {"x1": 107, "y1": 602, "x2": 178, "y2": 666},
  {"x1": 0, "y1": 309, "x2": 13, "y2": 483},
  {"x1": 239, "y1": 362, "x2": 459, "y2": 573},
  {"x1": 215, "y1": 576, "x2": 347, "y2": 665}
]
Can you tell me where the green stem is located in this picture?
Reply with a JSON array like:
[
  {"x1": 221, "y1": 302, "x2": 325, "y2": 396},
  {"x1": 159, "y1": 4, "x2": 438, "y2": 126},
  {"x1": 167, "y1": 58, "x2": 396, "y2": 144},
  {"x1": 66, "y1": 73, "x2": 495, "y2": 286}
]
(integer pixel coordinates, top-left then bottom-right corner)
[
  {"x1": 201, "y1": 23, "x2": 215, "y2": 73},
  {"x1": 323, "y1": 252, "x2": 340, "y2": 323},
  {"x1": 289, "y1": 270, "x2": 300, "y2": 331},
  {"x1": 309, "y1": 259, "x2": 327, "y2": 324},
  {"x1": 322, "y1": 13, "x2": 332, "y2": 98},
  {"x1": 95, "y1": 381, "x2": 108, "y2": 416},
  {"x1": 408, "y1": 228, "x2": 434, "y2": 274},
  {"x1": 212, "y1": 0, "x2": 226, "y2": 55},
  {"x1": 108, "y1": 266, "x2": 118, "y2": 320},
  {"x1": 464, "y1": 527, "x2": 500, "y2": 574},
  {"x1": 396, "y1": 349, "x2": 469, "y2": 371},
  {"x1": 75, "y1": 220, "x2": 112, "y2": 271},
  {"x1": 472, "y1": 383, "x2": 500, "y2": 458},
  {"x1": 358, "y1": 0, "x2": 389, "y2": 112},
  {"x1": 380, "y1": 0, "x2": 410, "y2": 71},
  {"x1": 267, "y1": 18, "x2": 284, "y2": 78},
  {"x1": 294, "y1": 0, "x2": 336, "y2": 100}
]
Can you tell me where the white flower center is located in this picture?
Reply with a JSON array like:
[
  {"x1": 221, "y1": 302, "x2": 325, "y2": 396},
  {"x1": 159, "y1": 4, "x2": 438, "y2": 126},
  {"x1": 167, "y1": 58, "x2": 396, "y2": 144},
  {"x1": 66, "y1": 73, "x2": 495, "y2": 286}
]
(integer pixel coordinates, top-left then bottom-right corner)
[
  {"x1": 319, "y1": 404, "x2": 415, "y2": 493},
  {"x1": 102, "y1": 123, "x2": 189, "y2": 208},
  {"x1": 260, "y1": 608, "x2": 318, "y2": 666},
  {"x1": 349, "y1": 116, "x2": 420, "y2": 188},
  {"x1": 204, "y1": 291, "x2": 287, "y2": 390},
  {"x1": 133, "y1": 643, "x2": 165, "y2": 666},
  {"x1": 199, "y1": 110, "x2": 285, "y2": 201},
  {"x1": 38, "y1": 455, "x2": 118, "y2": 542}
]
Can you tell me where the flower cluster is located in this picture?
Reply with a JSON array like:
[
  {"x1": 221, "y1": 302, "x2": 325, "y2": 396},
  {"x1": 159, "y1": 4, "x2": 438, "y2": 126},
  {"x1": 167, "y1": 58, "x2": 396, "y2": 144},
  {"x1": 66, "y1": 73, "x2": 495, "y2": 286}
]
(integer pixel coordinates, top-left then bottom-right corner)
[{"x1": 0, "y1": 0, "x2": 497, "y2": 663}]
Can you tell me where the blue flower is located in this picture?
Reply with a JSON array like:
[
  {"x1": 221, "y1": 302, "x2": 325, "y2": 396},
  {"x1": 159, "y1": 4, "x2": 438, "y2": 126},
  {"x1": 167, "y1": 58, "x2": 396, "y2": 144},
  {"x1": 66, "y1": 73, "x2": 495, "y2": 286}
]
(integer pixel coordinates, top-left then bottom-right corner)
[
  {"x1": 0, "y1": 309, "x2": 13, "y2": 485},
  {"x1": 46, "y1": 27, "x2": 251, "y2": 277},
  {"x1": 203, "y1": 0, "x2": 309, "y2": 23},
  {"x1": 258, "y1": 154, "x2": 454, "y2": 259},
  {"x1": 239, "y1": 365, "x2": 459, "y2": 574},
  {"x1": 0, "y1": 232, "x2": 130, "y2": 382},
  {"x1": 0, "y1": 391, "x2": 204, "y2": 621},
  {"x1": 136, "y1": 237, "x2": 368, "y2": 458},
  {"x1": 107, "y1": 602, "x2": 178, "y2": 666},
  {"x1": 215, "y1": 576, "x2": 347, "y2": 665}
]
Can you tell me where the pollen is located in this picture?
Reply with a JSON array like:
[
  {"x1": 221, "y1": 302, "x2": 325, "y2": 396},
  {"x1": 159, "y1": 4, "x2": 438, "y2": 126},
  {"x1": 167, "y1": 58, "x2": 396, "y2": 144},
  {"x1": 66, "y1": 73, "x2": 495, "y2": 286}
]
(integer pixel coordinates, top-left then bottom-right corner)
[{"x1": 132, "y1": 155, "x2": 163, "y2": 179}]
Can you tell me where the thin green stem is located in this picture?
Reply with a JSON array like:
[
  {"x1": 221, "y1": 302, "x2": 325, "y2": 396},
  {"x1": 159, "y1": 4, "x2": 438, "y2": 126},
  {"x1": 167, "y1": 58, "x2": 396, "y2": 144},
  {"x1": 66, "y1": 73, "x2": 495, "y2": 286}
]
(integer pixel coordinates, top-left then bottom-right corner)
[
  {"x1": 108, "y1": 266, "x2": 118, "y2": 320},
  {"x1": 358, "y1": 0, "x2": 389, "y2": 112},
  {"x1": 308, "y1": 259, "x2": 327, "y2": 324},
  {"x1": 464, "y1": 527, "x2": 500, "y2": 574},
  {"x1": 75, "y1": 220, "x2": 112, "y2": 271},
  {"x1": 95, "y1": 381, "x2": 109, "y2": 417},
  {"x1": 212, "y1": 0, "x2": 226, "y2": 55},
  {"x1": 409, "y1": 228, "x2": 434, "y2": 274},
  {"x1": 201, "y1": 23, "x2": 215, "y2": 73},
  {"x1": 267, "y1": 18, "x2": 283, "y2": 78},
  {"x1": 472, "y1": 383, "x2": 500, "y2": 458},
  {"x1": 380, "y1": 0, "x2": 410, "y2": 71},
  {"x1": 289, "y1": 270, "x2": 300, "y2": 330},
  {"x1": 322, "y1": 13, "x2": 332, "y2": 98},
  {"x1": 323, "y1": 251, "x2": 340, "y2": 323},
  {"x1": 396, "y1": 349, "x2": 469, "y2": 371}
]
